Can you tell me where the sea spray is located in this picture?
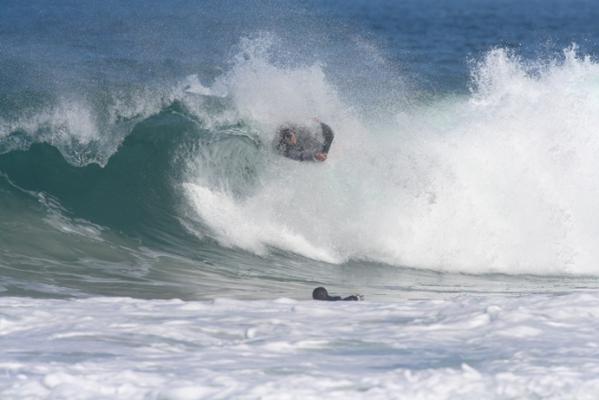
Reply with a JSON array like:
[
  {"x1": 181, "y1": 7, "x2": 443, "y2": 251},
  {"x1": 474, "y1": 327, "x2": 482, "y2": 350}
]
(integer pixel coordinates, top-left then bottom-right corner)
[{"x1": 183, "y1": 44, "x2": 599, "y2": 275}]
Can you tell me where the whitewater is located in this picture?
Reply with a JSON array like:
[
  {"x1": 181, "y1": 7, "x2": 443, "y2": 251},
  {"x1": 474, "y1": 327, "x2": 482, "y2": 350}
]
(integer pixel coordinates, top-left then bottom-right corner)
[
  {"x1": 3, "y1": 0, "x2": 599, "y2": 398},
  {"x1": 3, "y1": 294, "x2": 599, "y2": 399}
]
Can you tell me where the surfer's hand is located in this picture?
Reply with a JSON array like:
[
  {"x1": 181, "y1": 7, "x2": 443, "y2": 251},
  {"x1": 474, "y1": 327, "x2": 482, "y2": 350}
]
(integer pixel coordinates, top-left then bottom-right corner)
[{"x1": 315, "y1": 152, "x2": 327, "y2": 161}]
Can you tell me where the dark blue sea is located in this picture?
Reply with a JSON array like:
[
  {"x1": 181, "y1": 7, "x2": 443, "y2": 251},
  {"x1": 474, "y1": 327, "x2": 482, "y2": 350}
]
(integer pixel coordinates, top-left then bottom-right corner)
[{"x1": 3, "y1": 1, "x2": 599, "y2": 398}]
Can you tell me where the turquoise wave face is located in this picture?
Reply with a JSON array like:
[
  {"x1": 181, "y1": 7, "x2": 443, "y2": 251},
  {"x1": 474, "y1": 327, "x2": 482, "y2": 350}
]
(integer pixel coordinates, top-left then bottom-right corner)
[
  {"x1": 0, "y1": 102, "x2": 267, "y2": 299},
  {"x1": 1, "y1": 104, "x2": 192, "y2": 238}
]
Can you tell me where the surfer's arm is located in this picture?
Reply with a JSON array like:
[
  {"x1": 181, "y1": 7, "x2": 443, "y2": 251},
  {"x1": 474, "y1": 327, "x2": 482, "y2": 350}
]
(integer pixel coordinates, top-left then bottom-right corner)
[
  {"x1": 320, "y1": 122, "x2": 333, "y2": 136},
  {"x1": 286, "y1": 148, "x2": 319, "y2": 161}
]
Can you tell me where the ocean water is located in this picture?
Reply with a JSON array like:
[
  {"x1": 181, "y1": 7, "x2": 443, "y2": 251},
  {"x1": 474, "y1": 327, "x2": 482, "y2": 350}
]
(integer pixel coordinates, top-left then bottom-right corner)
[{"x1": 3, "y1": 0, "x2": 599, "y2": 398}]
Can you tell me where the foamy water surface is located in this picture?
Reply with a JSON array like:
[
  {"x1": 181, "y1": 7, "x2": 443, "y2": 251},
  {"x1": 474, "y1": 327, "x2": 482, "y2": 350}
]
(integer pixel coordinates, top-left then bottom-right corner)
[{"x1": 2, "y1": 293, "x2": 599, "y2": 399}]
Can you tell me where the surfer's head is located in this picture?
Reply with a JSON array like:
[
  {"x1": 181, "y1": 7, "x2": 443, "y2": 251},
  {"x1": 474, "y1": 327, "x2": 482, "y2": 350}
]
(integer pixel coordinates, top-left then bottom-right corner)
[
  {"x1": 279, "y1": 127, "x2": 297, "y2": 145},
  {"x1": 312, "y1": 286, "x2": 330, "y2": 300}
]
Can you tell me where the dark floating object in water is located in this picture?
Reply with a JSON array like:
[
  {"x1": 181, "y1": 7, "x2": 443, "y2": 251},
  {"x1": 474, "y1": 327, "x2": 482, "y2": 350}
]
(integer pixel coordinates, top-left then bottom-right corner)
[{"x1": 312, "y1": 287, "x2": 362, "y2": 301}]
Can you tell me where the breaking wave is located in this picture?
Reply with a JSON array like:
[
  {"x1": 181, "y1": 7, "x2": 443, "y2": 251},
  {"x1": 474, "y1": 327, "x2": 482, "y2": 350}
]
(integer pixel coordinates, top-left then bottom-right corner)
[{"x1": 3, "y1": 39, "x2": 599, "y2": 277}]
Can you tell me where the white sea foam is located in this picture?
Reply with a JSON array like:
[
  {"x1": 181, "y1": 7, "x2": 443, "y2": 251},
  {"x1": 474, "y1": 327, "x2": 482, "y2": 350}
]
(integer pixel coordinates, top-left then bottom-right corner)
[
  {"x1": 0, "y1": 82, "x2": 196, "y2": 165},
  {"x1": 0, "y1": 97, "x2": 98, "y2": 159},
  {"x1": 183, "y1": 42, "x2": 599, "y2": 275},
  {"x1": 2, "y1": 293, "x2": 599, "y2": 399},
  {"x1": 183, "y1": 183, "x2": 340, "y2": 262}
]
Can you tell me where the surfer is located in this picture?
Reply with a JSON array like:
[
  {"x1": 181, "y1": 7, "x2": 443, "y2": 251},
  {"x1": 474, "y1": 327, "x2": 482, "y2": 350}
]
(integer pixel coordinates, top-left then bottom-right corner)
[
  {"x1": 274, "y1": 120, "x2": 334, "y2": 162},
  {"x1": 312, "y1": 287, "x2": 362, "y2": 301}
]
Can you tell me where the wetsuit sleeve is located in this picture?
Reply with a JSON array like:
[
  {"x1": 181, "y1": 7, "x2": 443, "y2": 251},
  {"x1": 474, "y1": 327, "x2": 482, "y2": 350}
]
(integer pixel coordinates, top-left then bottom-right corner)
[{"x1": 285, "y1": 148, "x2": 317, "y2": 161}]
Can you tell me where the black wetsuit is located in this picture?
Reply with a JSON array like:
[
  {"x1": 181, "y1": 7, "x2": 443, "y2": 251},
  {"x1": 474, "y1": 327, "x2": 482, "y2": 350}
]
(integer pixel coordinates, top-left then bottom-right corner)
[
  {"x1": 275, "y1": 122, "x2": 335, "y2": 161},
  {"x1": 312, "y1": 287, "x2": 360, "y2": 301}
]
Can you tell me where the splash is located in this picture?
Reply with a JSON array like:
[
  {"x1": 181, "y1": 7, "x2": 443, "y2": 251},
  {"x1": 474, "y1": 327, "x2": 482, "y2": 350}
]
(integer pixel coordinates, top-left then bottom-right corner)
[{"x1": 183, "y1": 44, "x2": 599, "y2": 275}]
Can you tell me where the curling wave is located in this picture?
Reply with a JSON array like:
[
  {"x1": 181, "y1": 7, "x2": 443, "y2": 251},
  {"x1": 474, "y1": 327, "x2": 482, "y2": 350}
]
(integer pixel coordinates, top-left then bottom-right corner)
[{"x1": 3, "y1": 42, "x2": 599, "y2": 278}]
